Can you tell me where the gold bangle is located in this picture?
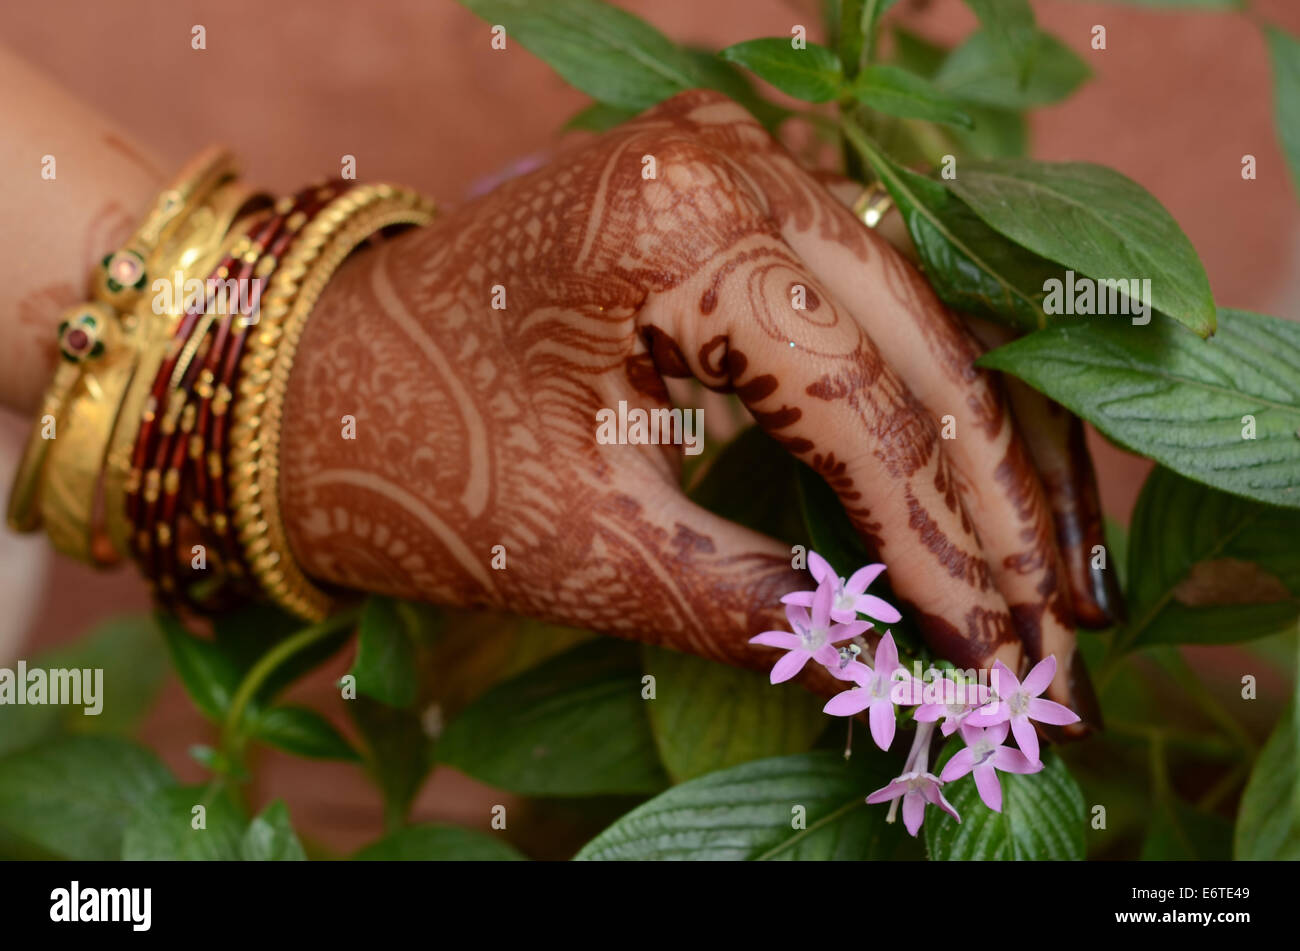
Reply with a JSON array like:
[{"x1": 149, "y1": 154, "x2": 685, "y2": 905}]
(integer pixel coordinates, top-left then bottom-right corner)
[
  {"x1": 6, "y1": 147, "x2": 238, "y2": 544},
  {"x1": 100, "y1": 181, "x2": 270, "y2": 560},
  {"x1": 229, "y1": 183, "x2": 435, "y2": 620}
]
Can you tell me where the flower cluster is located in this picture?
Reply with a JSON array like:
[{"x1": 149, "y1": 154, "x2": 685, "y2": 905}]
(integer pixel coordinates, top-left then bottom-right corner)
[{"x1": 750, "y1": 550, "x2": 1081, "y2": 837}]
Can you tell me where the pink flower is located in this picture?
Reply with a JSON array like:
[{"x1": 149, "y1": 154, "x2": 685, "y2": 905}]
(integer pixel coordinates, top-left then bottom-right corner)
[
  {"x1": 822, "y1": 631, "x2": 909, "y2": 750},
  {"x1": 940, "y1": 721, "x2": 1041, "y2": 813},
  {"x1": 783, "y1": 552, "x2": 902, "y2": 624},
  {"x1": 968, "y1": 657, "x2": 1081, "y2": 764},
  {"x1": 867, "y1": 771, "x2": 960, "y2": 837},
  {"x1": 749, "y1": 582, "x2": 869, "y2": 684},
  {"x1": 913, "y1": 675, "x2": 992, "y2": 736}
]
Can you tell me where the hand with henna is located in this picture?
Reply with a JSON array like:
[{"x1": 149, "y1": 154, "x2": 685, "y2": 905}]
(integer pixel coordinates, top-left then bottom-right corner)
[{"x1": 277, "y1": 90, "x2": 1115, "y2": 734}]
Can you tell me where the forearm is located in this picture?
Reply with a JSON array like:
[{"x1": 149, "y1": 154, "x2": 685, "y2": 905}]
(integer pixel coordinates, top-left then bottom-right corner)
[{"x1": 0, "y1": 44, "x2": 163, "y2": 415}]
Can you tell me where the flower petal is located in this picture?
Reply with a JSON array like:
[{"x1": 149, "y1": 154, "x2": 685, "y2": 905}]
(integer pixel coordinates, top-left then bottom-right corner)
[
  {"x1": 913, "y1": 703, "x2": 943, "y2": 723},
  {"x1": 990, "y1": 659, "x2": 1021, "y2": 698},
  {"x1": 1027, "y1": 697, "x2": 1081, "y2": 727},
  {"x1": 811, "y1": 580, "x2": 833, "y2": 630},
  {"x1": 832, "y1": 659, "x2": 873, "y2": 685},
  {"x1": 869, "y1": 698, "x2": 896, "y2": 751},
  {"x1": 748, "y1": 630, "x2": 800, "y2": 650},
  {"x1": 780, "y1": 590, "x2": 815, "y2": 607},
  {"x1": 1020, "y1": 654, "x2": 1057, "y2": 698},
  {"x1": 855, "y1": 594, "x2": 902, "y2": 624},
  {"x1": 808, "y1": 551, "x2": 834, "y2": 584},
  {"x1": 965, "y1": 701, "x2": 1009, "y2": 729},
  {"x1": 902, "y1": 791, "x2": 926, "y2": 836},
  {"x1": 973, "y1": 765, "x2": 1003, "y2": 813},
  {"x1": 940, "y1": 747, "x2": 976, "y2": 783},
  {"x1": 866, "y1": 778, "x2": 909, "y2": 804},
  {"x1": 824, "y1": 687, "x2": 871, "y2": 717},
  {"x1": 1011, "y1": 715, "x2": 1040, "y2": 765},
  {"x1": 769, "y1": 649, "x2": 810, "y2": 684},
  {"x1": 844, "y1": 563, "x2": 887, "y2": 597},
  {"x1": 991, "y1": 746, "x2": 1042, "y2": 775},
  {"x1": 873, "y1": 631, "x2": 899, "y2": 675},
  {"x1": 784, "y1": 602, "x2": 811, "y2": 635},
  {"x1": 829, "y1": 619, "x2": 871, "y2": 642},
  {"x1": 812, "y1": 644, "x2": 842, "y2": 669}
]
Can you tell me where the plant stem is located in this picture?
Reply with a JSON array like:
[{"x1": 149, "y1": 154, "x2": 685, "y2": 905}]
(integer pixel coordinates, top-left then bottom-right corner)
[{"x1": 220, "y1": 606, "x2": 360, "y2": 761}]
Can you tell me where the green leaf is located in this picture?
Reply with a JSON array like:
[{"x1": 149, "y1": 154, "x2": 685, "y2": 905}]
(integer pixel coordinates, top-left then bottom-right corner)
[
  {"x1": 851, "y1": 65, "x2": 972, "y2": 127},
  {"x1": 353, "y1": 823, "x2": 527, "y2": 861},
  {"x1": 574, "y1": 751, "x2": 904, "y2": 860},
  {"x1": 350, "y1": 596, "x2": 420, "y2": 707},
  {"x1": 455, "y1": 0, "x2": 698, "y2": 110},
  {"x1": 437, "y1": 640, "x2": 668, "y2": 797},
  {"x1": 241, "y1": 800, "x2": 308, "y2": 860},
  {"x1": 122, "y1": 785, "x2": 246, "y2": 860},
  {"x1": 947, "y1": 104, "x2": 1026, "y2": 159},
  {"x1": 347, "y1": 697, "x2": 436, "y2": 830},
  {"x1": 946, "y1": 159, "x2": 1216, "y2": 337},
  {"x1": 719, "y1": 38, "x2": 844, "y2": 103},
  {"x1": 1117, "y1": 467, "x2": 1300, "y2": 650},
  {"x1": 251, "y1": 705, "x2": 360, "y2": 761},
  {"x1": 846, "y1": 127, "x2": 1062, "y2": 331},
  {"x1": 642, "y1": 646, "x2": 826, "y2": 782},
  {"x1": 891, "y1": 26, "x2": 947, "y2": 79},
  {"x1": 925, "y1": 752, "x2": 1086, "y2": 859},
  {"x1": 1267, "y1": 27, "x2": 1300, "y2": 201},
  {"x1": 0, "y1": 736, "x2": 174, "y2": 860},
  {"x1": 1235, "y1": 704, "x2": 1300, "y2": 860},
  {"x1": 963, "y1": 0, "x2": 1036, "y2": 81},
  {"x1": 935, "y1": 29, "x2": 1089, "y2": 109},
  {"x1": 0, "y1": 614, "x2": 168, "y2": 755},
  {"x1": 684, "y1": 49, "x2": 791, "y2": 132},
  {"x1": 157, "y1": 611, "x2": 243, "y2": 720},
  {"x1": 977, "y1": 310, "x2": 1300, "y2": 508}
]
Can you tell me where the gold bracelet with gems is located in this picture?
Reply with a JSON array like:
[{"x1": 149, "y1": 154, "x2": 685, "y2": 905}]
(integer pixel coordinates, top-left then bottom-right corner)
[{"x1": 6, "y1": 147, "x2": 238, "y2": 562}]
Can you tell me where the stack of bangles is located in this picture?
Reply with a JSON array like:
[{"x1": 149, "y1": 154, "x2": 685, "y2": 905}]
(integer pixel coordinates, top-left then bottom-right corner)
[{"x1": 6, "y1": 147, "x2": 436, "y2": 621}]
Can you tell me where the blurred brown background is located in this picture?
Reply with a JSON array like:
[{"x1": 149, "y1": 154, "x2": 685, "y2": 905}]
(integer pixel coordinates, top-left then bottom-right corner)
[{"x1": 1, "y1": 0, "x2": 1298, "y2": 853}]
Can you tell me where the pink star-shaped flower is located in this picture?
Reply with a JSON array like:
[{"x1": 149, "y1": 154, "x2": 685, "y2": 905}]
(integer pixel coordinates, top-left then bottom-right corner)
[
  {"x1": 967, "y1": 656, "x2": 1081, "y2": 764},
  {"x1": 821, "y1": 631, "x2": 909, "y2": 751},
  {"x1": 782, "y1": 552, "x2": 902, "y2": 624},
  {"x1": 940, "y1": 721, "x2": 1041, "y2": 813},
  {"x1": 867, "y1": 771, "x2": 961, "y2": 837},
  {"x1": 749, "y1": 582, "x2": 870, "y2": 684},
  {"x1": 913, "y1": 675, "x2": 992, "y2": 736}
]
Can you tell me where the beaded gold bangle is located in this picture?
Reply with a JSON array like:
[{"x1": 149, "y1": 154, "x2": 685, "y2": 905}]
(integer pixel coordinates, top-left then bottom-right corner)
[{"x1": 228, "y1": 183, "x2": 435, "y2": 620}]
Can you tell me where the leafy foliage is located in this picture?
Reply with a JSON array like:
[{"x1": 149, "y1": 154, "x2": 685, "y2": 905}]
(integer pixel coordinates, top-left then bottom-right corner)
[
  {"x1": 925, "y1": 752, "x2": 1086, "y2": 860},
  {"x1": 979, "y1": 310, "x2": 1300, "y2": 508},
  {"x1": 575, "y1": 751, "x2": 908, "y2": 860}
]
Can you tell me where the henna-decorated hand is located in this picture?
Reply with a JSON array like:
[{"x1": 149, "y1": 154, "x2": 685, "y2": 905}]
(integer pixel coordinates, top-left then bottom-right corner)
[{"x1": 282, "y1": 90, "x2": 1111, "y2": 732}]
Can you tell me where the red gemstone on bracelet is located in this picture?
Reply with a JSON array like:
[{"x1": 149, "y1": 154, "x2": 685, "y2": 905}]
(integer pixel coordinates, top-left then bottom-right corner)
[{"x1": 65, "y1": 328, "x2": 89, "y2": 353}]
